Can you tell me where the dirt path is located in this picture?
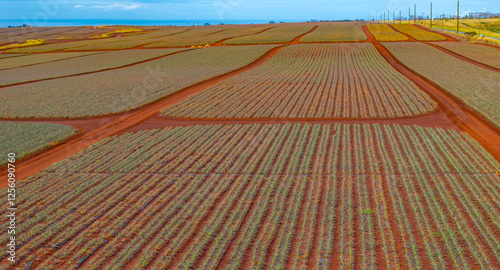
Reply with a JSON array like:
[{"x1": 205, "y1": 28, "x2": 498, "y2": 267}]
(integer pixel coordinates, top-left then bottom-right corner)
[
  {"x1": 290, "y1": 25, "x2": 319, "y2": 44},
  {"x1": 212, "y1": 27, "x2": 276, "y2": 46},
  {"x1": 121, "y1": 108, "x2": 459, "y2": 133},
  {"x1": 374, "y1": 42, "x2": 500, "y2": 161},
  {"x1": 387, "y1": 25, "x2": 417, "y2": 41},
  {"x1": 426, "y1": 43, "x2": 500, "y2": 72}
]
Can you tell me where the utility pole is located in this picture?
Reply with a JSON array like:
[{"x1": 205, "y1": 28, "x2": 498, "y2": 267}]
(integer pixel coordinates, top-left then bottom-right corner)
[
  {"x1": 393, "y1": 11, "x2": 395, "y2": 23},
  {"x1": 384, "y1": 12, "x2": 385, "y2": 23},
  {"x1": 409, "y1": 7, "x2": 411, "y2": 24},
  {"x1": 430, "y1": 2, "x2": 433, "y2": 28},
  {"x1": 479, "y1": 12, "x2": 481, "y2": 36},
  {"x1": 457, "y1": 1, "x2": 460, "y2": 34},
  {"x1": 400, "y1": 10, "x2": 402, "y2": 24},
  {"x1": 414, "y1": 4, "x2": 417, "y2": 24},
  {"x1": 388, "y1": 11, "x2": 390, "y2": 23}
]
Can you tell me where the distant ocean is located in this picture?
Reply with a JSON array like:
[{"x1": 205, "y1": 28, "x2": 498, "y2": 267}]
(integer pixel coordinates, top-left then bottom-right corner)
[{"x1": 0, "y1": 19, "x2": 308, "y2": 28}]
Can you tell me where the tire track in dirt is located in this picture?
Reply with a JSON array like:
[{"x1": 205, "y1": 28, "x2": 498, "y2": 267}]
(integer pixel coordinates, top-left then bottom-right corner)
[
  {"x1": 373, "y1": 42, "x2": 500, "y2": 162},
  {"x1": 426, "y1": 42, "x2": 500, "y2": 73},
  {"x1": 0, "y1": 45, "x2": 285, "y2": 188}
]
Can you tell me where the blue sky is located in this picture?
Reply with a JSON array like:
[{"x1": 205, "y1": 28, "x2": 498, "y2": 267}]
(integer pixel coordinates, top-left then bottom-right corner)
[{"x1": 1, "y1": 0, "x2": 499, "y2": 22}]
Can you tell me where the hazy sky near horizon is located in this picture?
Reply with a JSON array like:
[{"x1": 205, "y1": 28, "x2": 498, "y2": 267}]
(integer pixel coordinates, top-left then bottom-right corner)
[{"x1": 2, "y1": 0, "x2": 499, "y2": 22}]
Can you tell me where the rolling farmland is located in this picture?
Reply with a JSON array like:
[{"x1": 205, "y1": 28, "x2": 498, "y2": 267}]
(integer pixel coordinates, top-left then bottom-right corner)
[
  {"x1": 0, "y1": 20, "x2": 499, "y2": 270},
  {"x1": 1, "y1": 124, "x2": 499, "y2": 269},
  {"x1": 384, "y1": 42, "x2": 500, "y2": 128},
  {"x1": 222, "y1": 25, "x2": 315, "y2": 44},
  {"x1": 300, "y1": 23, "x2": 368, "y2": 42},
  {"x1": 0, "y1": 45, "x2": 277, "y2": 118},
  {"x1": 431, "y1": 42, "x2": 500, "y2": 69},
  {"x1": 367, "y1": 24, "x2": 409, "y2": 41},
  {"x1": 161, "y1": 44, "x2": 437, "y2": 118},
  {"x1": 144, "y1": 26, "x2": 271, "y2": 48},
  {"x1": 0, "y1": 49, "x2": 187, "y2": 86},
  {"x1": 0, "y1": 122, "x2": 77, "y2": 166},
  {"x1": 390, "y1": 24, "x2": 447, "y2": 41},
  {"x1": 0, "y1": 51, "x2": 97, "y2": 70}
]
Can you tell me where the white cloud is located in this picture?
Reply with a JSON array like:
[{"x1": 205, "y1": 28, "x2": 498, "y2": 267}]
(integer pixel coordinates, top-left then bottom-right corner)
[
  {"x1": 93, "y1": 3, "x2": 141, "y2": 10},
  {"x1": 74, "y1": 3, "x2": 141, "y2": 11}
]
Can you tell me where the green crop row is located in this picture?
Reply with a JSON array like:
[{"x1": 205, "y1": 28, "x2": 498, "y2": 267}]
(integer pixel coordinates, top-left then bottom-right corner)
[
  {"x1": 300, "y1": 23, "x2": 368, "y2": 42},
  {"x1": 0, "y1": 45, "x2": 277, "y2": 118},
  {"x1": 0, "y1": 122, "x2": 77, "y2": 166},
  {"x1": 223, "y1": 25, "x2": 315, "y2": 44},
  {"x1": 3, "y1": 123, "x2": 499, "y2": 269},
  {"x1": 0, "y1": 49, "x2": 186, "y2": 86}
]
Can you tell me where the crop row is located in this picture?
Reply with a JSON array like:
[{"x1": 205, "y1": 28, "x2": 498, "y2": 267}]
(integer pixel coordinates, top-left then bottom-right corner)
[
  {"x1": 0, "y1": 122, "x2": 77, "y2": 166},
  {"x1": 367, "y1": 24, "x2": 409, "y2": 41},
  {"x1": 390, "y1": 24, "x2": 447, "y2": 41},
  {"x1": 431, "y1": 41, "x2": 500, "y2": 69},
  {"x1": 384, "y1": 42, "x2": 500, "y2": 129},
  {"x1": 222, "y1": 25, "x2": 315, "y2": 44},
  {"x1": 0, "y1": 49, "x2": 186, "y2": 86},
  {"x1": 144, "y1": 26, "x2": 271, "y2": 48},
  {"x1": 0, "y1": 51, "x2": 96, "y2": 70},
  {"x1": 3, "y1": 123, "x2": 500, "y2": 268},
  {"x1": 161, "y1": 44, "x2": 437, "y2": 119},
  {"x1": 0, "y1": 45, "x2": 277, "y2": 118},
  {"x1": 300, "y1": 23, "x2": 368, "y2": 42}
]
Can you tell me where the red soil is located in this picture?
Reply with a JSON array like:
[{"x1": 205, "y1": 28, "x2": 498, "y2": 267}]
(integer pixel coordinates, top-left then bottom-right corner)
[{"x1": 122, "y1": 107, "x2": 459, "y2": 133}]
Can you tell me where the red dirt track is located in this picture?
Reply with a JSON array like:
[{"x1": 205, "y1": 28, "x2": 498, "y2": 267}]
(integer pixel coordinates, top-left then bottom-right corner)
[
  {"x1": 426, "y1": 43, "x2": 500, "y2": 73},
  {"x1": 1, "y1": 23, "x2": 499, "y2": 189}
]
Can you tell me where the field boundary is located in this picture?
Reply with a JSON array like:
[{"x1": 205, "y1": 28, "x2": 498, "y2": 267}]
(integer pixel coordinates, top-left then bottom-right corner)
[
  {"x1": 0, "y1": 45, "x2": 286, "y2": 187},
  {"x1": 374, "y1": 42, "x2": 500, "y2": 161},
  {"x1": 426, "y1": 43, "x2": 500, "y2": 73}
]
